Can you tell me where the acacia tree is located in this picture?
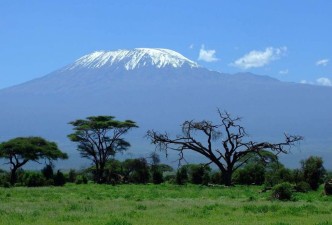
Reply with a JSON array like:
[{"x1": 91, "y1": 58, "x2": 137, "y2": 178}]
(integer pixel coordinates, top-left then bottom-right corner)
[
  {"x1": 68, "y1": 115, "x2": 138, "y2": 183},
  {"x1": 147, "y1": 110, "x2": 302, "y2": 186},
  {"x1": 0, "y1": 137, "x2": 68, "y2": 185}
]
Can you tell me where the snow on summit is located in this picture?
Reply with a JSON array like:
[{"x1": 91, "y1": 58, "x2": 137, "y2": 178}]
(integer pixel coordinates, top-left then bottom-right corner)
[{"x1": 68, "y1": 48, "x2": 199, "y2": 70}]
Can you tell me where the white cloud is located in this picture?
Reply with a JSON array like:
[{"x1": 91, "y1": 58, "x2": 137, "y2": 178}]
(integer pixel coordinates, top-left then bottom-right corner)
[
  {"x1": 189, "y1": 44, "x2": 194, "y2": 49},
  {"x1": 300, "y1": 80, "x2": 314, "y2": 85},
  {"x1": 300, "y1": 77, "x2": 332, "y2": 87},
  {"x1": 279, "y1": 69, "x2": 289, "y2": 75},
  {"x1": 198, "y1": 45, "x2": 218, "y2": 62},
  {"x1": 316, "y1": 59, "x2": 329, "y2": 66},
  {"x1": 232, "y1": 47, "x2": 287, "y2": 69},
  {"x1": 316, "y1": 77, "x2": 332, "y2": 86}
]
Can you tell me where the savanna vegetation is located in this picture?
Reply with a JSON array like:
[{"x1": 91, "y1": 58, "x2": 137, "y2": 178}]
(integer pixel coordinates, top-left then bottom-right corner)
[
  {"x1": 0, "y1": 112, "x2": 332, "y2": 225},
  {"x1": 1, "y1": 184, "x2": 332, "y2": 225}
]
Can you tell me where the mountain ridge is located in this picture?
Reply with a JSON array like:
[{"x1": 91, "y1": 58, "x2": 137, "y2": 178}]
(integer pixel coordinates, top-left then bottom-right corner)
[{"x1": 0, "y1": 48, "x2": 331, "y2": 169}]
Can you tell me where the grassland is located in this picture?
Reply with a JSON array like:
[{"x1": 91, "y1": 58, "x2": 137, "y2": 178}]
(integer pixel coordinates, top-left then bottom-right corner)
[{"x1": 0, "y1": 184, "x2": 331, "y2": 225}]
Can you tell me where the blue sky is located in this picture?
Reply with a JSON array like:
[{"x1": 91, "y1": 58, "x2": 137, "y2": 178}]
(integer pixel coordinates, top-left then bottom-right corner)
[{"x1": 0, "y1": 0, "x2": 331, "y2": 89}]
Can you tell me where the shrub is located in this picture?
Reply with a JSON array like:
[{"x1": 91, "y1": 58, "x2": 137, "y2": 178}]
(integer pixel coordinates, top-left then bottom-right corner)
[
  {"x1": 175, "y1": 166, "x2": 188, "y2": 185},
  {"x1": 294, "y1": 181, "x2": 311, "y2": 193},
  {"x1": 76, "y1": 175, "x2": 88, "y2": 184},
  {"x1": 301, "y1": 156, "x2": 325, "y2": 190},
  {"x1": 324, "y1": 179, "x2": 332, "y2": 195},
  {"x1": 272, "y1": 182, "x2": 293, "y2": 200},
  {"x1": 54, "y1": 170, "x2": 66, "y2": 186},
  {"x1": 23, "y1": 172, "x2": 46, "y2": 187},
  {"x1": 234, "y1": 163, "x2": 265, "y2": 185},
  {"x1": 265, "y1": 166, "x2": 293, "y2": 187},
  {"x1": 163, "y1": 173, "x2": 175, "y2": 183},
  {"x1": 202, "y1": 172, "x2": 210, "y2": 185},
  {"x1": 67, "y1": 169, "x2": 77, "y2": 183},
  {"x1": 3, "y1": 181, "x2": 11, "y2": 188},
  {"x1": 210, "y1": 171, "x2": 222, "y2": 184},
  {"x1": 0, "y1": 172, "x2": 9, "y2": 187},
  {"x1": 41, "y1": 164, "x2": 54, "y2": 180},
  {"x1": 122, "y1": 158, "x2": 150, "y2": 184},
  {"x1": 186, "y1": 164, "x2": 211, "y2": 185},
  {"x1": 152, "y1": 170, "x2": 163, "y2": 184},
  {"x1": 190, "y1": 165, "x2": 206, "y2": 184}
]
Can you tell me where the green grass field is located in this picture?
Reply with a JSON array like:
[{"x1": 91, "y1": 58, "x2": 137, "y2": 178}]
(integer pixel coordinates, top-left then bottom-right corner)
[{"x1": 0, "y1": 184, "x2": 331, "y2": 225}]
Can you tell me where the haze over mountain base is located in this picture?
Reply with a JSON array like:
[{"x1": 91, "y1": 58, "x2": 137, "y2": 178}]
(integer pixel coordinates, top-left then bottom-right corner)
[{"x1": 1, "y1": 48, "x2": 331, "y2": 169}]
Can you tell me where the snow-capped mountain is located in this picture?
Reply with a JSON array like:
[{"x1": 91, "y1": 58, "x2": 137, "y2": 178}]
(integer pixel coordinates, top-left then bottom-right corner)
[
  {"x1": 0, "y1": 48, "x2": 331, "y2": 169},
  {"x1": 67, "y1": 48, "x2": 199, "y2": 70},
  {"x1": 3, "y1": 48, "x2": 210, "y2": 94}
]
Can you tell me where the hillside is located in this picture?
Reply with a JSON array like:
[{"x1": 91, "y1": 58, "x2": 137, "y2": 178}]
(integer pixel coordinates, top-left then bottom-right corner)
[{"x1": 0, "y1": 48, "x2": 331, "y2": 168}]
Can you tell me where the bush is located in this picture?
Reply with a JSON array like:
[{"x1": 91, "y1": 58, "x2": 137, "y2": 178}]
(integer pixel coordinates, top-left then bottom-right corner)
[
  {"x1": 75, "y1": 175, "x2": 88, "y2": 184},
  {"x1": 265, "y1": 166, "x2": 293, "y2": 187},
  {"x1": 2, "y1": 181, "x2": 11, "y2": 188},
  {"x1": 186, "y1": 164, "x2": 211, "y2": 185},
  {"x1": 301, "y1": 156, "x2": 325, "y2": 191},
  {"x1": 23, "y1": 172, "x2": 46, "y2": 187},
  {"x1": 41, "y1": 164, "x2": 54, "y2": 180},
  {"x1": 324, "y1": 179, "x2": 332, "y2": 195},
  {"x1": 294, "y1": 181, "x2": 311, "y2": 193},
  {"x1": 163, "y1": 173, "x2": 175, "y2": 183},
  {"x1": 234, "y1": 164, "x2": 265, "y2": 185},
  {"x1": 123, "y1": 158, "x2": 150, "y2": 184},
  {"x1": 54, "y1": 170, "x2": 66, "y2": 186},
  {"x1": 0, "y1": 172, "x2": 10, "y2": 187},
  {"x1": 175, "y1": 166, "x2": 188, "y2": 185},
  {"x1": 272, "y1": 182, "x2": 293, "y2": 201},
  {"x1": 67, "y1": 169, "x2": 77, "y2": 183},
  {"x1": 190, "y1": 165, "x2": 206, "y2": 184},
  {"x1": 210, "y1": 171, "x2": 222, "y2": 184},
  {"x1": 152, "y1": 170, "x2": 163, "y2": 184}
]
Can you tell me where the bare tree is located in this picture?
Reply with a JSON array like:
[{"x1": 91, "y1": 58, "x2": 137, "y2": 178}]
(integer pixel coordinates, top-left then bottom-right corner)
[{"x1": 147, "y1": 110, "x2": 302, "y2": 186}]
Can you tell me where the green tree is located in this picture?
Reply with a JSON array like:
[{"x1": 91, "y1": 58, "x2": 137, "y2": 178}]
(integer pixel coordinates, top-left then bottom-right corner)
[
  {"x1": 122, "y1": 158, "x2": 150, "y2": 184},
  {"x1": 147, "y1": 110, "x2": 302, "y2": 186},
  {"x1": 186, "y1": 164, "x2": 211, "y2": 185},
  {"x1": 0, "y1": 137, "x2": 68, "y2": 185},
  {"x1": 68, "y1": 115, "x2": 137, "y2": 183},
  {"x1": 264, "y1": 162, "x2": 293, "y2": 187},
  {"x1": 301, "y1": 156, "x2": 325, "y2": 190},
  {"x1": 235, "y1": 150, "x2": 278, "y2": 185}
]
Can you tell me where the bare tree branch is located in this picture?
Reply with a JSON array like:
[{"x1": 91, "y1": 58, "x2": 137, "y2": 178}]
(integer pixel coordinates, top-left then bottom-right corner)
[{"x1": 147, "y1": 110, "x2": 303, "y2": 186}]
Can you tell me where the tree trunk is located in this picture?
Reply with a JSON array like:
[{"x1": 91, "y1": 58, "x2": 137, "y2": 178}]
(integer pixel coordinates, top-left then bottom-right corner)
[
  {"x1": 10, "y1": 167, "x2": 18, "y2": 185},
  {"x1": 95, "y1": 163, "x2": 106, "y2": 184},
  {"x1": 222, "y1": 170, "x2": 233, "y2": 186}
]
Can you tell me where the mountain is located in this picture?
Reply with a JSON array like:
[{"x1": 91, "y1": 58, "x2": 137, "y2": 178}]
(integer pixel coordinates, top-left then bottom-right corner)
[{"x1": 1, "y1": 48, "x2": 331, "y2": 169}]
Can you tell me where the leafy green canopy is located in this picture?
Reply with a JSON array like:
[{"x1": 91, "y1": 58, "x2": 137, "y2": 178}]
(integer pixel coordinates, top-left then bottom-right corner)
[
  {"x1": 0, "y1": 136, "x2": 68, "y2": 185},
  {"x1": 68, "y1": 115, "x2": 138, "y2": 183},
  {"x1": 68, "y1": 116, "x2": 138, "y2": 159},
  {"x1": 0, "y1": 136, "x2": 68, "y2": 163}
]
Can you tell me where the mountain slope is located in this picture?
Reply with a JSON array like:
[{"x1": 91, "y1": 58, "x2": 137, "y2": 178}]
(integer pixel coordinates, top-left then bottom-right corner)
[{"x1": 0, "y1": 48, "x2": 331, "y2": 168}]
